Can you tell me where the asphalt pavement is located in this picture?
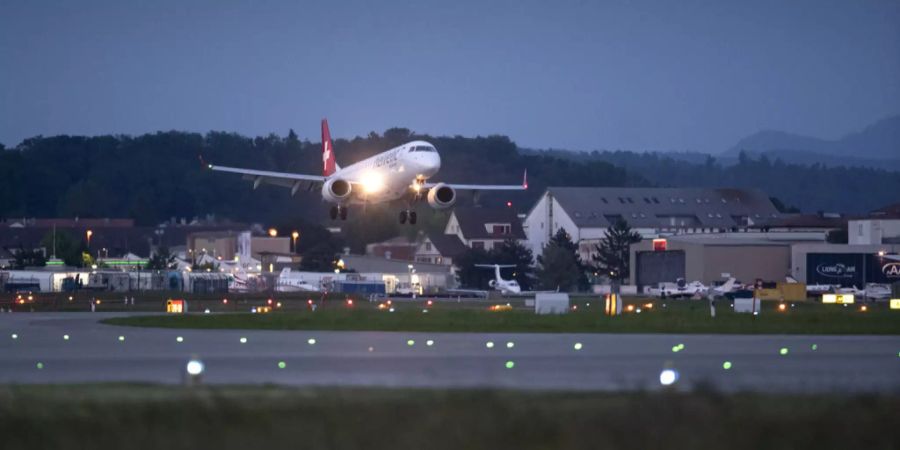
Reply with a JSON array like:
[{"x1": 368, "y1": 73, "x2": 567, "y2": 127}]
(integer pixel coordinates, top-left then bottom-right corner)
[{"x1": 1, "y1": 312, "x2": 898, "y2": 393}]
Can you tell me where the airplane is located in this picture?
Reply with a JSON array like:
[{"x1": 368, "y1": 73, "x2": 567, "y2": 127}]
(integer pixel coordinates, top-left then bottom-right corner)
[
  {"x1": 475, "y1": 264, "x2": 522, "y2": 294},
  {"x1": 274, "y1": 268, "x2": 320, "y2": 293},
  {"x1": 649, "y1": 277, "x2": 737, "y2": 299},
  {"x1": 204, "y1": 119, "x2": 528, "y2": 224}
]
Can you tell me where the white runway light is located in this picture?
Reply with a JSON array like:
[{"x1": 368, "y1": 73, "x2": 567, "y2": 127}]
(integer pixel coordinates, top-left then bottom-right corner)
[
  {"x1": 659, "y1": 369, "x2": 679, "y2": 386},
  {"x1": 63, "y1": 334, "x2": 70, "y2": 341},
  {"x1": 186, "y1": 359, "x2": 204, "y2": 376},
  {"x1": 239, "y1": 337, "x2": 248, "y2": 344},
  {"x1": 506, "y1": 341, "x2": 515, "y2": 349},
  {"x1": 11, "y1": 333, "x2": 18, "y2": 340},
  {"x1": 307, "y1": 338, "x2": 316, "y2": 345},
  {"x1": 176, "y1": 336, "x2": 184, "y2": 343},
  {"x1": 426, "y1": 340, "x2": 434, "y2": 346},
  {"x1": 485, "y1": 341, "x2": 494, "y2": 348},
  {"x1": 573, "y1": 343, "x2": 583, "y2": 350}
]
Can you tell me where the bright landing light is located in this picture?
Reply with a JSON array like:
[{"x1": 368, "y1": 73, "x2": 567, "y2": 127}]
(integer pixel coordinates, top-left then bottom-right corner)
[{"x1": 361, "y1": 171, "x2": 385, "y2": 193}]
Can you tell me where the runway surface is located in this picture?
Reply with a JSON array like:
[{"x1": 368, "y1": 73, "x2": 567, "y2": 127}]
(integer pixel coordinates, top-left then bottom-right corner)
[{"x1": 1, "y1": 313, "x2": 898, "y2": 393}]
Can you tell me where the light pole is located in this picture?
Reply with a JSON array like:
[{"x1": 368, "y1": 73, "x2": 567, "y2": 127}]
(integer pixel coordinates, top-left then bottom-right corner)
[
  {"x1": 291, "y1": 231, "x2": 299, "y2": 253},
  {"x1": 86, "y1": 229, "x2": 93, "y2": 248}
]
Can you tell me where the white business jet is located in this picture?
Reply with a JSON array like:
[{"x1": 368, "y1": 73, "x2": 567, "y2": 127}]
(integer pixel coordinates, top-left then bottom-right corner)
[
  {"x1": 205, "y1": 119, "x2": 527, "y2": 224},
  {"x1": 475, "y1": 264, "x2": 522, "y2": 294}
]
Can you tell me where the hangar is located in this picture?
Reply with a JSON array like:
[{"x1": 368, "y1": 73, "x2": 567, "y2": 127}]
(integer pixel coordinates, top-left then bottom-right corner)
[{"x1": 628, "y1": 233, "x2": 812, "y2": 287}]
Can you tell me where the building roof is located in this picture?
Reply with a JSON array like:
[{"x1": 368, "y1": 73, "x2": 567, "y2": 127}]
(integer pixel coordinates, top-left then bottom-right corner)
[
  {"x1": 451, "y1": 207, "x2": 526, "y2": 240},
  {"x1": 870, "y1": 203, "x2": 900, "y2": 219},
  {"x1": 543, "y1": 187, "x2": 780, "y2": 229},
  {"x1": 425, "y1": 234, "x2": 468, "y2": 258},
  {"x1": 754, "y1": 214, "x2": 848, "y2": 229}
]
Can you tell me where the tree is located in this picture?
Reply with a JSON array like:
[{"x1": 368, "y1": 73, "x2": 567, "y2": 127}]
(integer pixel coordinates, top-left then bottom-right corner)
[
  {"x1": 454, "y1": 247, "x2": 493, "y2": 289},
  {"x1": 40, "y1": 229, "x2": 85, "y2": 267},
  {"x1": 299, "y1": 242, "x2": 339, "y2": 271},
  {"x1": 535, "y1": 244, "x2": 582, "y2": 291},
  {"x1": 826, "y1": 225, "x2": 848, "y2": 244},
  {"x1": 13, "y1": 248, "x2": 46, "y2": 269},
  {"x1": 489, "y1": 239, "x2": 535, "y2": 290},
  {"x1": 546, "y1": 228, "x2": 589, "y2": 290},
  {"x1": 592, "y1": 219, "x2": 642, "y2": 283},
  {"x1": 146, "y1": 246, "x2": 176, "y2": 270}
]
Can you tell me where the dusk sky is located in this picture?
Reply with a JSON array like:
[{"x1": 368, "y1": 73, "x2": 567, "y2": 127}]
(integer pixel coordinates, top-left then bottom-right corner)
[{"x1": 1, "y1": 0, "x2": 898, "y2": 153}]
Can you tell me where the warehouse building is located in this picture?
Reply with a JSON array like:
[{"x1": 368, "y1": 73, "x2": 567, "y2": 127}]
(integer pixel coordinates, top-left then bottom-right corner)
[{"x1": 525, "y1": 187, "x2": 781, "y2": 262}]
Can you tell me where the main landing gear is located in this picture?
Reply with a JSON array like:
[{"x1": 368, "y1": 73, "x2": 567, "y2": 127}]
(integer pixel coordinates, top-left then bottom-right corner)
[
  {"x1": 399, "y1": 210, "x2": 417, "y2": 225},
  {"x1": 330, "y1": 205, "x2": 348, "y2": 221}
]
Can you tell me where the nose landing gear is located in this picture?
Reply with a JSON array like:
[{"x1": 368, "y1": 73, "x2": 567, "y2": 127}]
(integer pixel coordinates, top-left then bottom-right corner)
[
  {"x1": 398, "y1": 210, "x2": 417, "y2": 225},
  {"x1": 330, "y1": 205, "x2": 348, "y2": 221}
]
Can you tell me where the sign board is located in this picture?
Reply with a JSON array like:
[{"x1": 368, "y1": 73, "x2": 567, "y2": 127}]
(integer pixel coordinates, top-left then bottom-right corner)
[
  {"x1": 652, "y1": 238, "x2": 667, "y2": 251},
  {"x1": 867, "y1": 255, "x2": 900, "y2": 284},
  {"x1": 822, "y1": 294, "x2": 854, "y2": 304},
  {"x1": 535, "y1": 293, "x2": 569, "y2": 315},
  {"x1": 889, "y1": 299, "x2": 900, "y2": 310},
  {"x1": 166, "y1": 299, "x2": 187, "y2": 313},
  {"x1": 733, "y1": 297, "x2": 760, "y2": 314},
  {"x1": 806, "y1": 253, "x2": 864, "y2": 288}
]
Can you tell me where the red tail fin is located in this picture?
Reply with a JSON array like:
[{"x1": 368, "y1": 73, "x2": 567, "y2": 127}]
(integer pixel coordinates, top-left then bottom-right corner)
[{"x1": 321, "y1": 118, "x2": 336, "y2": 176}]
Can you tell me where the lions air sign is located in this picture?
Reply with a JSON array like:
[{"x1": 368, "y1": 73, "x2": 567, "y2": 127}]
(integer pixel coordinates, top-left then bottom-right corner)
[{"x1": 807, "y1": 253, "x2": 864, "y2": 287}]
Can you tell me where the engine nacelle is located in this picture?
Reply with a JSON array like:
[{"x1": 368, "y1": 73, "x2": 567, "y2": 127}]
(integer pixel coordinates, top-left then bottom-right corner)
[
  {"x1": 322, "y1": 178, "x2": 352, "y2": 202},
  {"x1": 427, "y1": 183, "x2": 456, "y2": 209}
]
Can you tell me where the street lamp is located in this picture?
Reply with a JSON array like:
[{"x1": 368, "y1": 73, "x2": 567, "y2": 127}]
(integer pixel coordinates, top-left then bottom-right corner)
[
  {"x1": 86, "y1": 230, "x2": 93, "y2": 248},
  {"x1": 291, "y1": 231, "x2": 299, "y2": 253},
  {"x1": 268, "y1": 228, "x2": 278, "y2": 237}
]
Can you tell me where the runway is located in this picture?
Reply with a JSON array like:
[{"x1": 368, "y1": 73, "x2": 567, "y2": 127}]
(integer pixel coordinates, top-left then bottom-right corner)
[{"x1": 1, "y1": 313, "x2": 898, "y2": 393}]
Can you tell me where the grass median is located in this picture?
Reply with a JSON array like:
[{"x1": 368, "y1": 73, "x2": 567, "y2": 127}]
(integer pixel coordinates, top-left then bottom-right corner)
[
  {"x1": 103, "y1": 300, "x2": 900, "y2": 334},
  {"x1": 1, "y1": 384, "x2": 897, "y2": 450}
]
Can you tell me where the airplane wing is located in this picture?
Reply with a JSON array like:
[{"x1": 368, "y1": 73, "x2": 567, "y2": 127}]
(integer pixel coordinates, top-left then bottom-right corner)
[
  {"x1": 206, "y1": 163, "x2": 326, "y2": 194},
  {"x1": 424, "y1": 170, "x2": 528, "y2": 191}
]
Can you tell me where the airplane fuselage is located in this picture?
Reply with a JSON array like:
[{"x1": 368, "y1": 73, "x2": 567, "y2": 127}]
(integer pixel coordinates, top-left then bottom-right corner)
[{"x1": 329, "y1": 140, "x2": 441, "y2": 203}]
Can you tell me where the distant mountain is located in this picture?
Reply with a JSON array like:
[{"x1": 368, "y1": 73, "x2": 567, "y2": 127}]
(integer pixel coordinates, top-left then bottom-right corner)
[{"x1": 728, "y1": 114, "x2": 900, "y2": 161}]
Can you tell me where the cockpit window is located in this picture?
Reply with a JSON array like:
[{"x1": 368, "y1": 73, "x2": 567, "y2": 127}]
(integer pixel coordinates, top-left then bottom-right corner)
[{"x1": 412, "y1": 145, "x2": 436, "y2": 152}]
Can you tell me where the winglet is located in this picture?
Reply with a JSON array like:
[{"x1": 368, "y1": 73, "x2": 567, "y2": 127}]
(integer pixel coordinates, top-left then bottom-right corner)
[
  {"x1": 198, "y1": 154, "x2": 212, "y2": 170},
  {"x1": 321, "y1": 118, "x2": 337, "y2": 177},
  {"x1": 522, "y1": 169, "x2": 528, "y2": 189}
]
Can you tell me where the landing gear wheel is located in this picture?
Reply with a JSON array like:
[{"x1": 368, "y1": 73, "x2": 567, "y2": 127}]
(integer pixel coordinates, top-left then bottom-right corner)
[
  {"x1": 339, "y1": 206, "x2": 348, "y2": 221},
  {"x1": 329, "y1": 206, "x2": 338, "y2": 220},
  {"x1": 399, "y1": 210, "x2": 408, "y2": 224},
  {"x1": 409, "y1": 211, "x2": 417, "y2": 225}
]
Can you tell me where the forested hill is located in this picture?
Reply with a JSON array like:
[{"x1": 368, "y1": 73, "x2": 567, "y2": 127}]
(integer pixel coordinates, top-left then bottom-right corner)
[
  {"x1": 1, "y1": 130, "x2": 896, "y2": 229},
  {"x1": 523, "y1": 149, "x2": 900, "y2": 214},
  {"x1": 0, "y1": 129, "x2": 639, "y2": 226}
]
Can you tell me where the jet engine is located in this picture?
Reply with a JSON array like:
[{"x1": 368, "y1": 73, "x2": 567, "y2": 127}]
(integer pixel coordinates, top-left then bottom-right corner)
[
  {"x1": 427, "y1": 183, "x2": 456, "y2": 209},
  {"x1": 322, "y1": 178, "x2": 352, "y2": 202}
]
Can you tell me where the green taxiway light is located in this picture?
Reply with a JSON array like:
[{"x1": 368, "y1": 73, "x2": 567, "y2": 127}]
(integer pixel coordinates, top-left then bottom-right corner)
[
  {"x1": 779, "y1": 347, "x2": 789, "y2": 355},
  {"x1": 574, "y1": 343, "x2": 583, "y2": 351},
  {"x1": 277, "y1": 361, "x2": 286, "y2": 369},
  {"x1": 811, "y1": 344, "x2": 818, "y2": 351},
  {"x1": 722, "y1": 361, "x2": 732, "y2": 370},
  {"x1": 505, "y1": 361, "x2": 515, "y2": 369},
  {"x1": 407, "y1": 339, "x2": 415, "y2": 346},
  {"x1": 36, "y1": 362, "x2": 44, "y2": 369}
]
